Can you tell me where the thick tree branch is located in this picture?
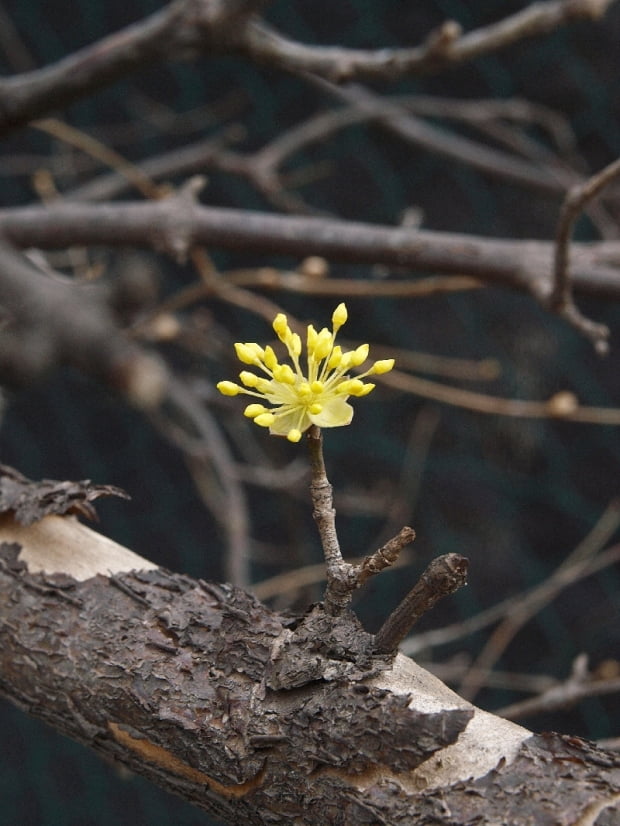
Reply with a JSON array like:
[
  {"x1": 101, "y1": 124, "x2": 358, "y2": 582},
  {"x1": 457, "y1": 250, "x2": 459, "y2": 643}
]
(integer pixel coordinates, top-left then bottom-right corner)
[
  {"x1": 1, "y1": 198, "x2": 620, "y2": 299},
  {"x1": 0, "y1": 475, "x2": 619, "y2": 824}
]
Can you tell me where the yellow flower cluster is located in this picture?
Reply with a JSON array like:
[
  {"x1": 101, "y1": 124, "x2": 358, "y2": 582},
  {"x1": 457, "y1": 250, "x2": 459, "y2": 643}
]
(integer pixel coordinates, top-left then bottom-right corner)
[{"x1": 217, "y1": 303, "x2": 394, "y2": 443}]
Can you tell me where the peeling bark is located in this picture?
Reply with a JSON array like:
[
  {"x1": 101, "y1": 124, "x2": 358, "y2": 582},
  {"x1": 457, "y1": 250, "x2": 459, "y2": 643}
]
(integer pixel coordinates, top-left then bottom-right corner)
[
  {"x1": 0, "y1": 463, "x2": 129, "y2": 524},
  {"x1": 0, "y1": 468, "x2": 619, "y2": 824},
  {"x1": 0, "y1": 539, "x2": 472, "y2": 824}
]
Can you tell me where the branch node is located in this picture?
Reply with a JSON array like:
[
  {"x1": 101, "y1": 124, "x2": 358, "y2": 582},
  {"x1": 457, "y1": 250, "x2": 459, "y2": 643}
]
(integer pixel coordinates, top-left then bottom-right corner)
[{"x1": 423, "y1": 20, "x2": 462, "y2": 57}]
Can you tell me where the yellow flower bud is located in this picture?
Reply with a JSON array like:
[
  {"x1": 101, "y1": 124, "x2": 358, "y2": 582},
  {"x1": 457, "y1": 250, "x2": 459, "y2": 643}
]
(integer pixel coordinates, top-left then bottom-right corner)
[
  {"x1": 287, "y1": 429, "x2": 302, "y2": 443},
  {"x1": 327, "y1": 345, "x2": 343, "y2": 369},
  {"x1": 307, "y1": 324, "x2": 318, "y2": 352},
  {"x1": 263, "y1": 345, "x2": 278, "y2": 370},
  {"x1": 337, "y1": 378, "x2": 366, "y2": 396},
  {"x1": 289, "y1": 333, "x2": 302, "y2": 357},
  {"x1": 273, "y1": 364, "x2": 296, "y2": 384},
  {"x1": 217, "y1": 381, "x2": 241, "y2": 396},
  {"x1": 244, "y1": 403, "x2": 267, "y2": 418},
  {"x1": 235, "y1": 342, "x2": 261, "y2": 365},
  {"x1": 350, "y1": 343, "x2": 369, "y2": 367},
  {"x1": 255, "y1": 412, "x2": 276, "y2": 427},
  {"x1": 339, "y1": 351, "x2": 353, "y2": 369},
  {"x1": 255, "y1": 377, "x2": 272, "y2": 393},
  {"x1": 313, "y1": 328, "x2": 333, "y2": 361},
  {"x1": 332, "y1": 302, "x2": 348, "y2": 330},
  {"x1": 273, "y1": 313, "x2": 291, "y2": 342},
  {"x1": 239, "y1": 371, "x2": 260, "y2": 387},
  {"x1": 370, "y1": 358, "x2": 395, "y2": 375}
]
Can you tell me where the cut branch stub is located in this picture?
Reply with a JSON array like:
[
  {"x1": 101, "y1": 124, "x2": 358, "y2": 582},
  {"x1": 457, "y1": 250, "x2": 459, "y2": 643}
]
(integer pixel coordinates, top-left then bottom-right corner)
[{"x1": 374, "y1": 553, "x2": 469, "y2": 654}]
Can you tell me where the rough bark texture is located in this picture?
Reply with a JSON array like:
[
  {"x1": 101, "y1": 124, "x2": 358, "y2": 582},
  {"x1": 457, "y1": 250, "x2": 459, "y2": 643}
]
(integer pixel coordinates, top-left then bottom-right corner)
[
  {"x1": 0, "y1": 462, "x2": 129, "y2": 524},
  {"x1": 0, "y1": 468, "x2": 619, "y2": 824},
  {"x1": 0, "y1": 539, "x2": 472, "y2": 824}
]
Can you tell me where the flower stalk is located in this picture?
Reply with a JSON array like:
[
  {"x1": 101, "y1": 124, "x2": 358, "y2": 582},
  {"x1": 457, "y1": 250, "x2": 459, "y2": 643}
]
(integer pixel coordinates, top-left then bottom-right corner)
[
  {"x1": 217, "y1": 303, "x2": 435, "y2": 619},
  {"x1": 306, "y1": 425, "x2": 359, "y2": 614}
]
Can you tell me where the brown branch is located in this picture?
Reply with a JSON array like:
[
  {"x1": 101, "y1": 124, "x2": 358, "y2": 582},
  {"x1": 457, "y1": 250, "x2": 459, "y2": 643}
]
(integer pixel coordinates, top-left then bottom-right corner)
[
  {"x1": 0, "y1": 0, "x2": 614, "y2": 139},
  {"x1": 378, "y1": 369, "x2": 620, "y2": 425},
  {"x1": 59, "y1": 95, "x2": 586, "y2": 216},
  {"x1": 241, "y1": 1, "x2": 616, "y2": 81},
  {"x1": 64, "y1": 125, "x2": 245, "y2": 202},
  {"x1": 306, "y1": 429, "x2": 418, "y2": 615},
  {"x1": 308, "y1": 79, "x2": 573, "y2": 194},
  {"x1": 1, "y1": 478, "x2": 620, "y2": 824},
  {"x1": 251, "y1": 548, "x2": 413, "y2": 602},
  {"x1": 0, "y1": 0, "x2": 266, "y2": 136},
  {"x1": 0, "y1": 237, "x2": 167, "y2": 405},
  {"x1": 356, "y1": 526, "x2": 416, "y2": 588},
  {"x1": 550, "y1": 156, "x2": 620, "y2": 353},
  {"x1": 373, "y1": 554, "x2": 469, "y2": 655},
  {"x1": 2, "y1": 198, "x2": 620, "y2": 299},
  {"x1": 496, "y1": 654, "x2": 620, "y2": 721}
]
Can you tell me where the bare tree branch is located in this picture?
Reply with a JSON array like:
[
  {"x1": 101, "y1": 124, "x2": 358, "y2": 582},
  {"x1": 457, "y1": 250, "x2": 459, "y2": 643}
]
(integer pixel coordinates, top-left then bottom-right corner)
[
  {"x1": 242, "y1": 0, "x2": 616, "y2": 81},
  {"x1": 309, "y1": 79, "x2": 578, "y2": 194},
  {"x1": 497, "y1": 654, "x2": 620, "y2": 721},
  {"x1": 2, "y1": 196, "x2": 620, "y2": 299},
  {"x1": 550, "y1": 156, "x2": 620, "y2": 352},
  {"x1": 0, "y1": 0, "x2": 262, "y2": 135},
  {"x1": 0, "y1": 238, "x2": 168, "y2": 404},
  {"x1": 0, "y1": 0, "x2": 615, "y2": 136}
]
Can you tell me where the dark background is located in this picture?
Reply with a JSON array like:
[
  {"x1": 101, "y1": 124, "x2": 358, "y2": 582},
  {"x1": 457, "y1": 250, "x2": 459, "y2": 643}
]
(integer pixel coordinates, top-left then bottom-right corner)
[{"x1": 1, "y1": 2, "x2": 620, "y2": 824}]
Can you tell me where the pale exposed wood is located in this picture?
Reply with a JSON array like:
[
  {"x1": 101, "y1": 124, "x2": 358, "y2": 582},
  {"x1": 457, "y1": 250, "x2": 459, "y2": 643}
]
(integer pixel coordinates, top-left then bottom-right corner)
[{"x1": 0, "y1": 513, "x2": 157, "y2": 580}]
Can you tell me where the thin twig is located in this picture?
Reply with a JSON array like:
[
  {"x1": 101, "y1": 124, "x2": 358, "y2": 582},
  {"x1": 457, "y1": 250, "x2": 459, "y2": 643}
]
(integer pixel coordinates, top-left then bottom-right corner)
[
  {"x1": 496, "y1": 655, "x2": 620, "y2": 721},
  {"x1": 458, "y1": 503, "x2": 620, "y2": 701},
  {"x1": 33, "y1": 118, "x2": 164, "y2": 201},
  {"x1": 379, "y1": 368, "x2": 620, "y2": 425},
  {"x1": 356, "y1": 526, "x2": 416, "y2": 587},
  {"x1": 242, "y1": 1, "x2": 615, "y2": 81},
  {"x1": 404, "y1": 501, "x2": 620, "y2": 657},
  {"x1": 154, "y1": 377, "x2": 252, "y2": 587},
  {"x1": 373, "y1": 553, "x2": 469, "y2": 655},
  {"x1": 305, "y1": 427, "x2": 417, "y2": 614},
  {"x1": 309, "y1": 79, "x2": 570, "y2": 194},
  {"x1": 551, "y1": 157, "x2": 620, "y2": 352}
]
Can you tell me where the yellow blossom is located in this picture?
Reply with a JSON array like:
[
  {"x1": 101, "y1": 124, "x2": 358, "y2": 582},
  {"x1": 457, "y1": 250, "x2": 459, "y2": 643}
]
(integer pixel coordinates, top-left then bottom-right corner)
[{"x1": 217, "y1": 303, "x2": 395, "y2": 443}]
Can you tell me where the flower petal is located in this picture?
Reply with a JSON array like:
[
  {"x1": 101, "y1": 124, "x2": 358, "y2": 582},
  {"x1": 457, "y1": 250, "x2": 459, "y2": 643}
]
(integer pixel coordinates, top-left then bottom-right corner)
[
  {"x1": 269, "y1": 408, "x2": 312, "y2": 437},
  {"x1": 309, "y1": 397, "x2": 353, "y2": 428}
]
